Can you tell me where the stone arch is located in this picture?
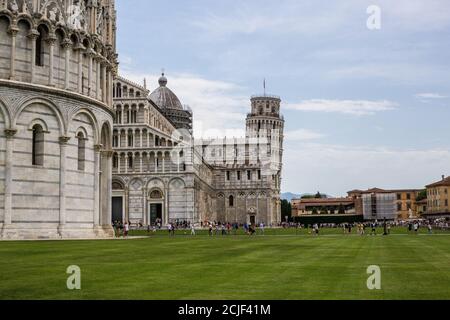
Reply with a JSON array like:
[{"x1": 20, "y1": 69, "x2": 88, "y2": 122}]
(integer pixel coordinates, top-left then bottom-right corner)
[
  {"x1": 27, "y1": 118, "x2": 49, "y2": 132},
  {"x1": 0, "y1": 11, "x2": 13, "y2": 26},
  {"x1": 69, "y1": 109, "x2": 99, "y2": 144},
  {"x1": 16, "y1": 14, "x2": 35, "y2": 30},
  {"x1": 100, "y1": 121, "x2": 112, "y2": 149},
  {"x1": 0, "y1": 97, "x2": 12, "y2": 128},
  {"x1": 112, "y1": 178, "x2": 126, "y2": 190},
  {"x1": 13, "y1": 97, "x2": 65, "y2": 134},
  {"x1": 146, "y1": 177, "x2": 165, "y2": 190}
]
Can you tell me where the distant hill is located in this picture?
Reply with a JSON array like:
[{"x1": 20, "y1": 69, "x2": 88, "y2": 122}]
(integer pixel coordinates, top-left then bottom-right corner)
[
  {"x1": 281, "y1": 192, "x2": 331, "y2": 202},
  {"x1": 281, "y1": 192, "x2": 302, "y2": 202}
]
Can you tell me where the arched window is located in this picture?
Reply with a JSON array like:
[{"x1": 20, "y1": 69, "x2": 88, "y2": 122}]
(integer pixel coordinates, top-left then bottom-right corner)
[
  {"x1": 116, "y1": 110, "x2": 122, "y2": 124},
  {"x1": 113, "y1": 133, "x2": 119, "y2": 147},
  {"x1": 128, "y1": 131, "x2": 133, "y2": 147},
  {"x1": 113, "y1": 154, "x2": 119, "y2": 168},
  {"x1": 229, "y1": 195, "x2": 234, "y2": 207},
  {"x1": 32, "y1": 124, "x2": 45, "y2": 166},
  {"x1": 77, "y1": 132, "x2": 86, "y2": 171},
  {"x1": 35, "y1": 27, "x2": 45, "y2": 66},
  {"x1": 128, "y1": 154, "x2": 133, "y2": 169}
]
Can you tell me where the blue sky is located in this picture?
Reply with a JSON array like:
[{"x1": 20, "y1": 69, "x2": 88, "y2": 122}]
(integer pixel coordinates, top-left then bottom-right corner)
[{"x1": 116, "y1": 0, "x2": 450, "y2": 196}]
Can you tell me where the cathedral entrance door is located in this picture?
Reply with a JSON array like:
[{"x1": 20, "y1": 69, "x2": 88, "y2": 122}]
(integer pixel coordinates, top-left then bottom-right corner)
[
  {"x1": 112, "y1": 197, "x2": 124, "y2": 223},
  {"x1": 150, "y1": 203, "x2": 163, "y2": 226}
]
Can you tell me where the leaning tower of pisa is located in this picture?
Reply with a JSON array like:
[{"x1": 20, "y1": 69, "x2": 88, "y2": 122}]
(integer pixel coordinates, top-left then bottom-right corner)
[
  {"x1": 246, "y1": 94, "x2": 285, "y2": 222},
  {"x1": 0, "y1": 0, "x2": 118, "y2": 239}
]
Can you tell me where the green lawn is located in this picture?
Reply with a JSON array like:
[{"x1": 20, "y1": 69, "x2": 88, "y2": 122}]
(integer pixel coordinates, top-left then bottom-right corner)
[{"x1": 0, "y1": 230, "x2": 449, "y2": 300}]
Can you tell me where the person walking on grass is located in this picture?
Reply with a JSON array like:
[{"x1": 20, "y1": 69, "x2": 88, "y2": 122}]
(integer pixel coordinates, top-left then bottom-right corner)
[
  {"x1": 123, "y1": 221, "x2": 129, "y2": 239},
  {"x1": 414, "y1": 221, "x2": 419, "y2": 234},
  {"x1": 313, "y1": 223, "x2": 319, "y2": 236},
  {"x1": 371, "y1": 222, "x2": 377, "y2": 236},
  {"x1": 260, "y1": 222, "x2": 265, "y2": 236},
  {"x1": 191, "y1": 224, "x2": 196, "y2": 236},
  {"x1": 428, "y1": 223, "x2": 433, "y2": 234},
  {"x1": 208, "y1": 224, "x2": 213, "y2": 237}
]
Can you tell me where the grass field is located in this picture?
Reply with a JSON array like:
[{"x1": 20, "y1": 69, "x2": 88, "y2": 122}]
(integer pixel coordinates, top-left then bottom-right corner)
[{"x1": 0, "y1": 228, "x2": 449, "y2": 300}]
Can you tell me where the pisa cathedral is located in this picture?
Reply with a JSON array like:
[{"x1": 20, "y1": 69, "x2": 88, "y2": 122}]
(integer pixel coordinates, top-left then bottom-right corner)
[
  {"x1": 0, "y1": 0, "x2": 284, "y2": 239},
  {"x1": 112, "y1": 74, "x2": 284, "y2": 227}
]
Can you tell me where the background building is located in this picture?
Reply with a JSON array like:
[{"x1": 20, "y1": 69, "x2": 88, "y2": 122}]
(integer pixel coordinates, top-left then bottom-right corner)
[
  {"x1": 424, "y1": 175, "x2": 450, "y2": 219},
  {"x1": 112, "y1": 74, "x2": 284, "y2": 226},
  {"x1": 349, "y1": 188, "x2": 422, "y2": 220},
  {"x1": 0, "y1": 0, "x2": 118, "y2": 239}
]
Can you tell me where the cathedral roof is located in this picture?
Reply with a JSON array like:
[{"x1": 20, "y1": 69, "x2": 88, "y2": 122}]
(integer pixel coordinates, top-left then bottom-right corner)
[{"x1": 149, "y1": 73, "x2": 184, "y2": 111}]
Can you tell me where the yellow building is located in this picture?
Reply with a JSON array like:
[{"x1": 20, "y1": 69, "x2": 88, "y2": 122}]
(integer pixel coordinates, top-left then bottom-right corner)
[
  {"x1": 347, "y1": 188, "x2": 423, "y2": 220},
  {"x1": 424, "y1": 175, "x2": 450, "y2": 219}
]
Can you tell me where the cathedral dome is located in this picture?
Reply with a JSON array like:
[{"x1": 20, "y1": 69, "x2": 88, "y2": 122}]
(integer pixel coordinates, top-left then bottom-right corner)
[{"x1": 149, "y1": 73, "x2": 184, "y2": 110}]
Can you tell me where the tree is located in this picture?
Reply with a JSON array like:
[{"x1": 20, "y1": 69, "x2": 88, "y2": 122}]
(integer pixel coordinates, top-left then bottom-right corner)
[
  {"x1": 312, "y1": 207, "x2": 318, "y2": 215},
  {"x1": 315, "y1": 192, "x2": 323, "y2": 199},
  {"x1": 338, "y1": 204, "x2": 346, "y2": 214},
  {"x1": 281, "y1": 199, "x2": 292, "y2": 221},
  {"x1": 320, "y1": 206, "x2": 329, "y2": 215},
  {"x1": 416, "y1": 190, "x2": 427, "y2": 202}
]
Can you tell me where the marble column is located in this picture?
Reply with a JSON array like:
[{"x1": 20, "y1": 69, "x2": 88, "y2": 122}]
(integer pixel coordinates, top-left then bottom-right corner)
[
  {"x1": 93, "y1": 145, "x2": 102, "y2": 228},
  {"x1": 142, "y1": 188, "x2": 147, "y2": 225},
  {"x1": 88, "y1": 50, "x2": 94, "y2": 96},
  {"x1": 63, "y1": 40, "x2": 71, "y2": 90},
  {"x1": 96, "y1": 58, "x2": 101, "y2": 100},
  {"x1": 77, "y1": 47, "x2": 83, "y2": 93},
  {"x1": 47, "y1": 35, "x2": 56, "y2": 86},
  {"x1": 3, "y1": 129, "x2": 17, "y2": 231},
  {"x1": 8, "y1": 27, "x2": 18, "y2": 80},
  {"x1": 102, "y1": 63, "x2": 107, "y2": 103},
  {"x1": 28, "y1": 29, "x2": 39, "y2": 83},
  {"x1": 58, "y1": 136, "x2": 71, "y2": 236}
]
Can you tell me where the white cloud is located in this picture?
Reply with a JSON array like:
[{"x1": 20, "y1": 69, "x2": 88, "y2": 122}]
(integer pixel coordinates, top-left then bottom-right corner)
[
  {"x1": 120, "y1": 70, "x2": 250, "y2": 138},
  {"x1": 190, "y1": 0, "x2": 450, "y2": 37},
  {"x1": 285, "y1": 99, "x2": 398, "y2": 116},
  {"x1": 415, "y1": 93, "x2": 447, "y2": 99},
  {"x1": 285, "y1": 129, "x2": 325, "y2": 141},
  {"x1": 282, "y1": 143, "x2": 450, "y2": 196}
]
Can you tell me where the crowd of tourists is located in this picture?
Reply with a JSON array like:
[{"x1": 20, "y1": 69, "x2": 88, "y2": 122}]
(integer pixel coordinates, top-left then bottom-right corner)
[{"x1": 113, "y1": 217, "x2": 449, "y2": 238}]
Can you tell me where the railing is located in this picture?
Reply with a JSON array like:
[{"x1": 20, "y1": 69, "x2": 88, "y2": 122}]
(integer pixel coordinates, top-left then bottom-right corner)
[{"x1": 251, "y1": 94, "x2": 281, "y2": 100}]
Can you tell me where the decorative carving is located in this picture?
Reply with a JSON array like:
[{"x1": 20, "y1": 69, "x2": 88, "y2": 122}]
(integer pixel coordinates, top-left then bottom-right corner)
[
  {"x1": 10, "y1": 0, "x2": 19, "y2": 13},
  {"x1": 4, "y1": 129, "x2": 17, "y2": 138},
  {"x1": 59, "y1": 136, "x2": 71, "y2": 144}
]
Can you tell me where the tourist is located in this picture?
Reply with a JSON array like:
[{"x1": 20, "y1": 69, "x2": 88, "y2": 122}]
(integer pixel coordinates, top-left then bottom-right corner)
[
  {"x1": 260, "y1": 222, "x2": 265, "y2": 236},
  {"x1": 313, "y1": 223, "x2": 319, "y2": 236},
  {"x1": 348, "y1": 223, "x2": 352, "y2": 234},
  {"x1": 413, "y1": 221, "x2": 419, "y2": 234},
  {"x1": 371, "y1": 222, "x2": 377, "y2": 236},
  {"x1": 428, "y1": 223, "x2": 433, "y2": 234},
  {"x1": 123, "y1": 221, "x2": 129, "y2": 238},
  {"x1": 209, "y1": 224, "x2": 213, "y2": 237},
  {"x1": 191, "y1": 224, "x2": 196, "y2": 236}
]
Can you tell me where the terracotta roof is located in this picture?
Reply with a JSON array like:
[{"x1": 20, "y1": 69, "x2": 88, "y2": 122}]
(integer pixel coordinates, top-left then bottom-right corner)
[
  {"x1": 426, "y1": 176, "x2": 450, "y2": 188},
  {"x1": 292, "y1": 198, "x2": 354, "y2": 205}
]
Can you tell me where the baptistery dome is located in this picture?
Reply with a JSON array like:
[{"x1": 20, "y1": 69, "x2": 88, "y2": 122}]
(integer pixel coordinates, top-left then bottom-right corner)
[{"x1": 0, "y1": 0, "x2": 118, "y2": 239}]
